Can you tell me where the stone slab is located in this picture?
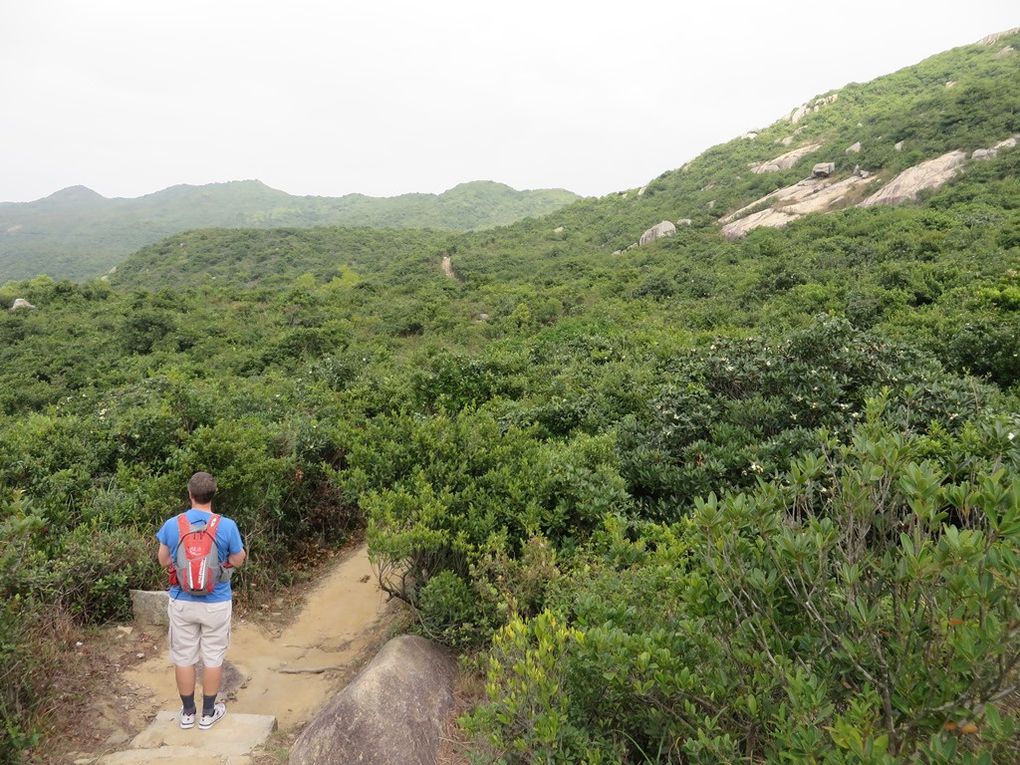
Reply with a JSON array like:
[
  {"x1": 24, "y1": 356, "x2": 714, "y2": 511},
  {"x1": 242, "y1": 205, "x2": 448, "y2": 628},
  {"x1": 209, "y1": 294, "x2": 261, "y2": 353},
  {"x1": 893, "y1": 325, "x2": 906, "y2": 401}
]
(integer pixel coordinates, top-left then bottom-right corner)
[
  {"x1": 122, "y1": 711, "x2": 276, "y2": 757},
  {"x1": 100, "y1": 745, "x2": 226, "y2": 765},
  {"x1": 130, "y1": 589, "x2": 169, "y2": 626},
  {"x1": 100, "y1": 746, "x2": 254, "y2": 765}
]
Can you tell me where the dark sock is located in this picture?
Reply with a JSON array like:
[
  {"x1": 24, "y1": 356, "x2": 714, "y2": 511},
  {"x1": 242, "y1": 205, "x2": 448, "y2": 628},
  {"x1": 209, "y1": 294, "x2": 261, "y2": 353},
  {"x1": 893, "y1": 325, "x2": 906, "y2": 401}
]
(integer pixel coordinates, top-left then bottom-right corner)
[
  {"x1": 203, "y1": 694, "x2": 217, "y2": 715},
  {"x1": 180, "y1": 693, "x2": 196, "y2": 715}
]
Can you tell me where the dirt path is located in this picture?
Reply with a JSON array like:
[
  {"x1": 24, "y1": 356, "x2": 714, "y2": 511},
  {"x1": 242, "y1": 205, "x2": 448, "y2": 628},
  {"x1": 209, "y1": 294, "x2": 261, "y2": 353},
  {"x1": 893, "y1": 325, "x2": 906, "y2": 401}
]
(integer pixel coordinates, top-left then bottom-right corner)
[
  {"x1": 127, "y1": 542, "x2": 390, "y2": 728},
  {"x1": 75, "y1": 542, "x2": 395, "y2": 763},
  {"x1": 441, "y1": 255, "x2": 459, "y2": 281}
]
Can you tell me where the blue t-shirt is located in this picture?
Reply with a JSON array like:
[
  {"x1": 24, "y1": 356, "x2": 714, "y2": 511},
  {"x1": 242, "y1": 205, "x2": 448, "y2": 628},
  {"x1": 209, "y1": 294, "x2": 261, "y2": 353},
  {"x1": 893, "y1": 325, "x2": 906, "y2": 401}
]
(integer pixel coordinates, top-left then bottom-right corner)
[{"x1": 157, "y1": 509, "x2": 243, "y2": 603}]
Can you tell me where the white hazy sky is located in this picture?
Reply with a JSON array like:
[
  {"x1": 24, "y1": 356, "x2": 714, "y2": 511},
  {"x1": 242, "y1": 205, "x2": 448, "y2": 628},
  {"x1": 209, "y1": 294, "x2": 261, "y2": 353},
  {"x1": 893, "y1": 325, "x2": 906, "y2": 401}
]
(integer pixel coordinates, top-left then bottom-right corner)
[{"x1": 0, "y1": 2, "x2": 1016, "y2": 202}]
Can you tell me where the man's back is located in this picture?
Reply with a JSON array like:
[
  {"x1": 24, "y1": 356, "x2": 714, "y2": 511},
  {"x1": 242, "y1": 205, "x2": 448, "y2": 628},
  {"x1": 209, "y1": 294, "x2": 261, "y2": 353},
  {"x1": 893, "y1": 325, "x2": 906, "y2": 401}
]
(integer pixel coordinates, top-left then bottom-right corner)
[{"x1": 157, "y1": 508, "x2": 243, "y2": 602}]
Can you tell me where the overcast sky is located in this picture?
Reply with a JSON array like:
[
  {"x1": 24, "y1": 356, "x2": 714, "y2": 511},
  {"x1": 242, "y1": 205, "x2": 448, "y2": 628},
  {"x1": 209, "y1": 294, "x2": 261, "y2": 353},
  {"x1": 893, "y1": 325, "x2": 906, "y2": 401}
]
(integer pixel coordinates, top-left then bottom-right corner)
[{"x1": 0, "y1": 2, "x2": 1016, "y2": 202}]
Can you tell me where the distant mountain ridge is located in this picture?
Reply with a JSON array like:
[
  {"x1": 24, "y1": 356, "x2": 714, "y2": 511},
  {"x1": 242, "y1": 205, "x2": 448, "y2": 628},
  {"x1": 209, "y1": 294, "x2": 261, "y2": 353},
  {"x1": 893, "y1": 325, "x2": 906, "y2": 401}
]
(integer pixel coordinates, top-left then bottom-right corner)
[{"x1": 0, "y1": 179, "x2": 579, "y2": 281}]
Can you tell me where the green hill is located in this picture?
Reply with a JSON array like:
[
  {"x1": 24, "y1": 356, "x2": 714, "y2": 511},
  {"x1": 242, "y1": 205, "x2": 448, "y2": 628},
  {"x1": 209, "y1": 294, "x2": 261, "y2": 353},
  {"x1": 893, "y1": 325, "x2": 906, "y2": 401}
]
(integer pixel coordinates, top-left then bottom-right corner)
[
  {"x1": 1, "y1": 30, "x2": 1019, "y2": 765},
  {"x1": 109, "y1": 227, "x2": 454, "y2": 291},
  {"x1": 0, "y1": 179, "x2": 578, "y2": 282},
  {"x1": 443, "y1": 28, "x2": 1020, "y2": 286}
]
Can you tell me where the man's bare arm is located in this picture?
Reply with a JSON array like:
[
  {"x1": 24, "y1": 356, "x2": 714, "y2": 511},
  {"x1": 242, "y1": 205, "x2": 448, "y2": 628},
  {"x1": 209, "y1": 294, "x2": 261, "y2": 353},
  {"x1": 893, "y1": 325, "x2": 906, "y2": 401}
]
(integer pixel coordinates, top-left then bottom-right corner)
[
  {"x1": 158, "y1": 542, "x2": 173, "y2": 569},
  {"x1": 228, "y1": 549, "x2": 247, "y2": 567}
]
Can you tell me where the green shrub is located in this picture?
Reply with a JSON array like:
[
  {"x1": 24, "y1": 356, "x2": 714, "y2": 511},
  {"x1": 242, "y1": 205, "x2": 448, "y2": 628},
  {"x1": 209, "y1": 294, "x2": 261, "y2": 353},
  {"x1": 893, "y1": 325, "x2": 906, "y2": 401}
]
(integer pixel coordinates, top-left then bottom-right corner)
[{"x1": 466, "y1": 408, "x2": 1020, "y2": 762}]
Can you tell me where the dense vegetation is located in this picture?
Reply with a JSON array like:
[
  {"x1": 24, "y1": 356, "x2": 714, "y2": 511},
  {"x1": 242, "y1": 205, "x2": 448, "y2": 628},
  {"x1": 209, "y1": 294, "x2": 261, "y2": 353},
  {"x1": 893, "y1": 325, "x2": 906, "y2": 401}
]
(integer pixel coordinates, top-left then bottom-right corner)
[
  {"x1": 1, "y1": 31, "x2": 1018, "y2": 764},
  {"x1": 0, "y1": 180, "x2": 578, "y2": 281}
]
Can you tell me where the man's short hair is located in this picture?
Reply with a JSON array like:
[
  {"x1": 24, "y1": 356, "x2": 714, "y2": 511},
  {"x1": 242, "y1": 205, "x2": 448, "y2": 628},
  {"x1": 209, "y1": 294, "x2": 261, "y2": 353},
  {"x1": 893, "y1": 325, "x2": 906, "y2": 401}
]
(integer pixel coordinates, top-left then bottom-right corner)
[{"x1": 188, "y1": 472, "x2": 217, "y2": 504}]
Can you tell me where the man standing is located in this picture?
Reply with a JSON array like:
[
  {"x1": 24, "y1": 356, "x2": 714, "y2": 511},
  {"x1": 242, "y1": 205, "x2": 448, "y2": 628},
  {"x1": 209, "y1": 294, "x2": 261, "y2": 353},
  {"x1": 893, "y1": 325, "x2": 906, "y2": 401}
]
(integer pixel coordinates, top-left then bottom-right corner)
[{"x1": 157, "y1": 472, "x2": 246, "y2": 730}]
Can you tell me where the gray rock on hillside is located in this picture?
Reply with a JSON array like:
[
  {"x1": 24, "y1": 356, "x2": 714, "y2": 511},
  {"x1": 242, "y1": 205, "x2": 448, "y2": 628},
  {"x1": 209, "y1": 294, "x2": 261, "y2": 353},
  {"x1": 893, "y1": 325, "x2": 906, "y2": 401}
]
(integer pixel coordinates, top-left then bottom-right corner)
[
  {"x1": 720, "y1": 173, "x2": 876, "y2": 239},
  {"x1": 979, "y1": 27, "x2": 1020, "y2": 45},
  {"x1": 787, "y1": 93, "x2": 838, "y2": 124},
  {"x1": 858, "y1": 150, "x2": 967, "y2": 207},
  {"x1": 639, "y1": 220, "x2": 677, "y2": 246},
  {"x1": 289, "y1": 635, "x2": 455, "y2": 765},
  {"x1": 973, "y1": 135, "x2": 1019, "y2": 160},
  {"x1": 751, "y1": 144, "x2": 822, "y2": 174},
  {"x1": 10, "y1": 298, "x2": 35, "y2": 311},
  {"x1": 846, "y1": 142, "x2": 861, "y2": 154}
]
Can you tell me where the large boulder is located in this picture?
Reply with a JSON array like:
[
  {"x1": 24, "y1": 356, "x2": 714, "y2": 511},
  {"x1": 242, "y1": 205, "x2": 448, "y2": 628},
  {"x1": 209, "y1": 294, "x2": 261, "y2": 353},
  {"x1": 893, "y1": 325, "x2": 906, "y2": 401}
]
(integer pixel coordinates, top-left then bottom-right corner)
[
  {"x1": 639, "y1": 220, "x2": 677, "y2": 246},
  {"x1": 289, "y1": 635, "x2": 455, "y2": 765},
  {"x1": 858, "y1": 150, "x2": 967, "y2": 207},
  {"x1": 10, "y1": 298, "x2": 35, "y2": 311}
]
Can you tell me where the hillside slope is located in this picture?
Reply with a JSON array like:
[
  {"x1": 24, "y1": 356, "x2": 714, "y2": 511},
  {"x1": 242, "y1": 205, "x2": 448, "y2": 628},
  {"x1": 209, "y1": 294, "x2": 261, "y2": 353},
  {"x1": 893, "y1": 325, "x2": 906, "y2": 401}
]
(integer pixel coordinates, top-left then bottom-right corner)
[
  {"x1": 443, "y1": 28, "x2": 1019, "y2": 285},
  {"x1": 110, "y1": 29, "x2": 1020, "y2": 297},
  {"x1": 0, "y1": 179, "x2": 578, "y2": 281}
]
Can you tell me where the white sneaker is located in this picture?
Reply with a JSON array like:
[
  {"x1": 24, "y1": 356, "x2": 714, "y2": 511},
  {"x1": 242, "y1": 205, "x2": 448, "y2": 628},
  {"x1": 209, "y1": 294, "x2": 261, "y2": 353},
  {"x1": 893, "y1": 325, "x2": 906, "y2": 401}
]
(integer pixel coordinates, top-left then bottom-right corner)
[
  {"x1": 179, "y1": 708, "x2": 196, "y2": 729},
  {"x1": 199, "y1": 702, "x2": 226, "y2": 730}
]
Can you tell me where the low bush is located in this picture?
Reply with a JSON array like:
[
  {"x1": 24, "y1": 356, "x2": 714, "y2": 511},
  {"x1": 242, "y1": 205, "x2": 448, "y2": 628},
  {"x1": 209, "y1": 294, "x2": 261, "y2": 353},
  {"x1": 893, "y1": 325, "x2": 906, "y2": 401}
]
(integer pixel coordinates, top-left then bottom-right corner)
[{"x1": 466, "y1": 407, "x2": 1020, "y2": 762}]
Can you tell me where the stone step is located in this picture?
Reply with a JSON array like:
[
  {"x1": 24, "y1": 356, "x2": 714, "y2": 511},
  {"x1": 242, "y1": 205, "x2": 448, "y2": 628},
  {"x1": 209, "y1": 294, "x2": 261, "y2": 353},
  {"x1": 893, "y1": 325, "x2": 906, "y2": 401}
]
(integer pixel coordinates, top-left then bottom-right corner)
[
  {"x1": 99, "y1": 711, "x2": 276, "y2": 765},
  {"x1": 99, "y1": 746, "x2": 251, "y2": 765}
]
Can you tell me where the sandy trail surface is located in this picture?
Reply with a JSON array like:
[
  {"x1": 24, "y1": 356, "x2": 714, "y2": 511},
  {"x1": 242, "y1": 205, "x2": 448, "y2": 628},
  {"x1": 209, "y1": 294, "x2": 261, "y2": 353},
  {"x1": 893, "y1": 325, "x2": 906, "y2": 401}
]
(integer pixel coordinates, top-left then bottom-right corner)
[
  {"x1": 441, "y1": 255, "x2": 458, "y2": 281},
  {"x1": 123, "y1": 542, "x2": 391, "y2": 732}
]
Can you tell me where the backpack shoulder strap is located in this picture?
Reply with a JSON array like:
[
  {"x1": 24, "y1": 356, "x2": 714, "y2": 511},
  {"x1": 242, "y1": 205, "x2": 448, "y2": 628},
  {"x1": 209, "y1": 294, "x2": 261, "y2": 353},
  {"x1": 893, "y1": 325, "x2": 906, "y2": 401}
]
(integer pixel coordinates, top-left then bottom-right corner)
[
  {"x1": 172, "y1": 513, "x2": 191, "y2": 559},
  {"x1": 206, "y1": 514, "x2": 221, "y2": 538}
]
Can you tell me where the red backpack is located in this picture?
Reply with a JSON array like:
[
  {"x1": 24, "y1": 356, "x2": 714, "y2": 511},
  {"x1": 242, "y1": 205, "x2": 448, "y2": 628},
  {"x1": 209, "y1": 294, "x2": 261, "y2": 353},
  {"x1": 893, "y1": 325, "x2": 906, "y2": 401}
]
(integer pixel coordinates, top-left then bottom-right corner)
[{"x1": 172, "y1": 513, "x2": 225, "y2": 596}]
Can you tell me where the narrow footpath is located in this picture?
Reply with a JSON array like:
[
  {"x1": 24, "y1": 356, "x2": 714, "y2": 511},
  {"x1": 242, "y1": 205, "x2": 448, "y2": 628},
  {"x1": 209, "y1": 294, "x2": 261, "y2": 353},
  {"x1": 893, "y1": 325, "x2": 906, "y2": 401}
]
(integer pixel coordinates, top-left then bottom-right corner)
[
  {"x1": 441, "y1": 255, "x2": 459, "y2": 281},
  {"x1": 94, "y1": 542, "x2": 394, "y2": 765}
]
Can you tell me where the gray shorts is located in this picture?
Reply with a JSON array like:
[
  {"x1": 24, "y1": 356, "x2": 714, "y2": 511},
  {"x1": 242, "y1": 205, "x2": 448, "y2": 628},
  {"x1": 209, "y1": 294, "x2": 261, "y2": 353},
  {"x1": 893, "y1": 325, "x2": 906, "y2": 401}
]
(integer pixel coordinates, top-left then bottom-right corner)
[{"x1": 167, "y1": 599, "x2": 232, "y2": 667}]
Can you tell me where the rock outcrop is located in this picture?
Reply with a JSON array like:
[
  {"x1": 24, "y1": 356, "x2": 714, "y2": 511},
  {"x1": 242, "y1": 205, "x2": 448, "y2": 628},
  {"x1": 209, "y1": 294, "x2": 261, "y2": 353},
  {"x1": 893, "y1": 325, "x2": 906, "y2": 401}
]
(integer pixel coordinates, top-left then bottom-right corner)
[
  {"x1": 787, "y1": 94, "x2": 838, "y2": 123},
  {"x1": 846, "y1": 142, "x2": 861, "y2": 154},
  {"x1": 721, "y1": 174, "x2": 876, "y2": 239},
  {"x1": 10, "y1": 298, "x2": 35, "y2": 311},
  {"x1": 289, "y1": 635, "x2": 455, "y2": 765},
  {"x1": 979, "y1": 28, "x2": 1020, "y2": 46},
  {"x1": 751, "y1": 144, "x2": 822, "y2": 174},
  {"x1": 972, "y1": 135, "x2": 1018, "y2": 160},
  {"x1": 813, "y1": 162, "x2": 836, "y2": 177},
  {"x1": 858, "y1": 150, "x2": 967, "y2": 207},
  {"x1": 639, "y1": 220, "x2": 677, "y2": 246}
]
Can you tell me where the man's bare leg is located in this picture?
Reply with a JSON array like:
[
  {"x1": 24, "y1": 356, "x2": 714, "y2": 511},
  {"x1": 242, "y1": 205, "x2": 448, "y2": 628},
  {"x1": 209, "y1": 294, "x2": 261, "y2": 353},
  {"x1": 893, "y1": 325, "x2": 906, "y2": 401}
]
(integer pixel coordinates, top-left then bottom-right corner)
[
  {"x1": 202, "y1": 665, "x2": 222, "y2": 697},
  {"x1": 175, "y1": 665, "x2": 196, "y2": 695}
]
